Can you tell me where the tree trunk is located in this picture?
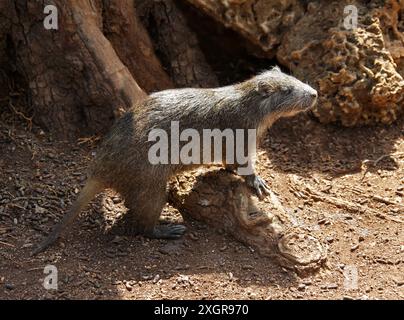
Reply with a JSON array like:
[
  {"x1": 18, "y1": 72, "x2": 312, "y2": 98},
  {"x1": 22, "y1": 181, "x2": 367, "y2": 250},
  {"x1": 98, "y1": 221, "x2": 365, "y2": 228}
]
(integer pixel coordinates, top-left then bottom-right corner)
[
  {"x1": 102, "y1": 0, "x2": 173, "y2": 92},
  {"x1": 136, "y1": 0, "x2": 218, "y2": 88},
  {"x1": 1, "y1": 0, "x2": 153, "y2": 139}
]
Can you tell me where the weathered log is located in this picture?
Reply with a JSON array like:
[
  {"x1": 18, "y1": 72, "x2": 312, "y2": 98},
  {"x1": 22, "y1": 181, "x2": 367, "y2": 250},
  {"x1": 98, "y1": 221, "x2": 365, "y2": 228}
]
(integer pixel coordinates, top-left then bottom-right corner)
[{"x1": 169, "y1": 169, "x2": 327, "y2": 275}]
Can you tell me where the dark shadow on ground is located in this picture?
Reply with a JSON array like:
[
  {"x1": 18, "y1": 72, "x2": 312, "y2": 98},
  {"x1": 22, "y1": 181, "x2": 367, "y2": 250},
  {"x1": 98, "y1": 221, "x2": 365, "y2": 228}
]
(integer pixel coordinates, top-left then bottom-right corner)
[{"x1": 262, "y1": 113, "x2": 403, "y2": 179}]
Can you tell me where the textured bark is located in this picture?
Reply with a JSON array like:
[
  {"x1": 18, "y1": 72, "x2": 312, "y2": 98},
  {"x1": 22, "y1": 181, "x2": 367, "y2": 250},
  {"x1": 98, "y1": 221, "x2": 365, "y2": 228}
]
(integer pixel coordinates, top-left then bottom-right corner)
[
  {"x1": 102, "y1": 0, "x2": 173, "y2": 92},
  {"x1": 136, "y1": 0, "x2": 218, "y2": 88},
  {"x1": 169, "y1": 169, "x2": 327, "y2": 275},
  {"x1": 2, "y1": 0, "x2": 147, "y2": 139},
  {"x1": 0, "y1": 0, "x2": 12, "y2": 100}
]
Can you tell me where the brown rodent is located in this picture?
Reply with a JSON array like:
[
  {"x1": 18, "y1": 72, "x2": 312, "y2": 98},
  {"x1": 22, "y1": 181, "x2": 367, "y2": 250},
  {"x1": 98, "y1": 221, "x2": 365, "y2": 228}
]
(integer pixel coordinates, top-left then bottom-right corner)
[{"x1": 33, "y1": 67, "x2": 317, "y2": 255}]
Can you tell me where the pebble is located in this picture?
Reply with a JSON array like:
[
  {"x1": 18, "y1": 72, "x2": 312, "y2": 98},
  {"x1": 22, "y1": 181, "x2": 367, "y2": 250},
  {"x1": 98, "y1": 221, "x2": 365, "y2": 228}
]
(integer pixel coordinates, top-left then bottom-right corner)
[
  {"x1": 351, "y1": 244, "x2": 359, "y2": 251},
  {"x1": 327, "y1": 283, "x2": 338, "y2": 289},
  {"x1": 112, "y1": 197, "x2": 121, "y2": 204},
  {"x1": 124, "y1": 282, "x2": 133, "y2": 291},
  {"x1": 34, "y1": 205, "x2": 46, "y2": 214},
  {"x1": 5, "y1": 283, "x2": 14, "y2": 290},
  {"x1": 219, "y1": 245, "x2": 228, "y2": 252},
  {"x1": 242, "y1": 265, "x2": 253, "y2": 270},
  {"x1": 152, "y1": 275, "x2": 160, "y2": 284},
  {"x1": 189, "y1": 233, "x2": 199, "y2": 241},
  {"x1": 298, "y1": 284, "x2": 306, "y2": 291}
]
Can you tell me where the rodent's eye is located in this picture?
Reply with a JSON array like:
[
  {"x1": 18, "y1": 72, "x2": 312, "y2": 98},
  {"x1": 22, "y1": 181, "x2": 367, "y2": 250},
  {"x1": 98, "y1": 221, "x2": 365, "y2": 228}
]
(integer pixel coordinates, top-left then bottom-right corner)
[{"x1": 283, "y1": 88, "x2": 293, "y2": 95}]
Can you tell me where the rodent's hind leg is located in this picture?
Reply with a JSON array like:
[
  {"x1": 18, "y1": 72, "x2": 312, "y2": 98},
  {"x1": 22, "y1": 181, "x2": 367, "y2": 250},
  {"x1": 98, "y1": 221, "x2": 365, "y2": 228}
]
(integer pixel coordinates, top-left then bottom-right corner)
[
  {"x1": 122, "y1": 182, "x2": 186, "y2": 239},
  {"x1": 245, "y1": 174, "x2": 271, "y2": 200}
]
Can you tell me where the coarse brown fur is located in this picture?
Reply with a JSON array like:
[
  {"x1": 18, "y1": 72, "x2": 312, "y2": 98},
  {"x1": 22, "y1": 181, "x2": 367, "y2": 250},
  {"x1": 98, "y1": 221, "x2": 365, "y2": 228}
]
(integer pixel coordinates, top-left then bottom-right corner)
[{"x1": 33, "y1": 67, "x2": 317, "y2": 255}]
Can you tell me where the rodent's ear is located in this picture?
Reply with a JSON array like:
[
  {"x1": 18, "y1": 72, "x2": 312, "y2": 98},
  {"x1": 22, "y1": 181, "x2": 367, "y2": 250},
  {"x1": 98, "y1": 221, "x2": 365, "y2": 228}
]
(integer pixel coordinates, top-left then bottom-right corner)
[{"x1": 257, "y1": 81, "x2": 273, "y2": 96}]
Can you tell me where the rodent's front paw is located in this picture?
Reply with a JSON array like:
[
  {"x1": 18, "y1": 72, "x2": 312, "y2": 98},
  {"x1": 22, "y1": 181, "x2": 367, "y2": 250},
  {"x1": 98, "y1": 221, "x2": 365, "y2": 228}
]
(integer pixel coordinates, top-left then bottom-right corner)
[{"x1": 245, "y1": 174, "x2": 271, "y2": 200}]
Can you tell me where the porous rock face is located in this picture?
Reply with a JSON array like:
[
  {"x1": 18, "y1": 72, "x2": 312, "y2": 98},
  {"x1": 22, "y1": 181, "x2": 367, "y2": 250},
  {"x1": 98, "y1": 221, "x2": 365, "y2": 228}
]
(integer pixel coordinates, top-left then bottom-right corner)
[
  {"x1": 278, "y1": 1, "x2": 404, "y2": 126},
  {"x1": 185, "y1": 0, "x2": 305, "y2": 58},
  {"x1": 185, "y1": 0, "x2": 404, "y2": 126}
]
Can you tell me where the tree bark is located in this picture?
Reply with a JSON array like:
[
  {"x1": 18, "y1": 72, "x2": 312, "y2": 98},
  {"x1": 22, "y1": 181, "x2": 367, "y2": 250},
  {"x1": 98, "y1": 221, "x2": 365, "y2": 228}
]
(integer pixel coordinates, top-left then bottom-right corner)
[
  {"x1": 102, "y1": 0, "x2": 173, "y2": 93},
  {"x1": 2, "y1": 0, "x2": 149, "y2": 139},
  {"x1": 136, "y1": 0, "x2": 218, "y2": 88}
]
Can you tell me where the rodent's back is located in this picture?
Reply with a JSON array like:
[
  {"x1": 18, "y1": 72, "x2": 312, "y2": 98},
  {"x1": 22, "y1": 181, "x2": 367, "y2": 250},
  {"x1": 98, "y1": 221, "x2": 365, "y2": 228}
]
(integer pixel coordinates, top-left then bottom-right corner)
[{"x1": 91, "y1": 68, "x2": 317, "y2": 184}]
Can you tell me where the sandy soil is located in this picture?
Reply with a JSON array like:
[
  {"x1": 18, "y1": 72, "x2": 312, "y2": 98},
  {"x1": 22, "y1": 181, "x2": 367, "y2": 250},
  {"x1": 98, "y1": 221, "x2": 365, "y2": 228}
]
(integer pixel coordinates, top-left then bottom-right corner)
[{"x1": 0, "y1": 110, "x2": 403, "y2": 300}]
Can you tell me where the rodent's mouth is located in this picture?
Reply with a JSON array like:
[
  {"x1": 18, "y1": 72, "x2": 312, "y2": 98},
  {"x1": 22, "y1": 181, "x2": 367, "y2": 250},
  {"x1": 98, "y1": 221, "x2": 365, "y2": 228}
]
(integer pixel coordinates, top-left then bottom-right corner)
[{"x1": 304, "y1": 97, "x2": 317, "y2": 111}]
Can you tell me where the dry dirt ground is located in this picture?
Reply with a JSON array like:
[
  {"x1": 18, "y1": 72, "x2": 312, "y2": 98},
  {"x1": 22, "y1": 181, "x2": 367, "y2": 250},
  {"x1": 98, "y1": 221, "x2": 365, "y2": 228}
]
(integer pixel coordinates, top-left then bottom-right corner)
[{"x1": 0, "y1": 109, "x2": 403, "y2": 300}]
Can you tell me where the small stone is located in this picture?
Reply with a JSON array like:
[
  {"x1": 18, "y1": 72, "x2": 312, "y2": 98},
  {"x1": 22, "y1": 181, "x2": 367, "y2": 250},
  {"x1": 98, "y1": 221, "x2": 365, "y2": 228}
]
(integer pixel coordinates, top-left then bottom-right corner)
[
  {"x1": 34, "y1": 205, "x2": 46, "y2": 214},
  {"x1": 112, "y1": 197, "x2": 121, "y2": 204},
  {"x1": 298, "y1": 284, "x2": 306, "y2": 291},
  {"x1": 242, "y1": 265, "x2": 253, "y2": 270},
  {"x1": 351, "y1": 244, "x2": 359, "y2": 251},
  {"x1": 152, "y1": 275, "x2": 160, "y2": 284},
  {"x1": 5, "y1": 283, "x2": 14, "y2": 290},
  {"x1": 189, "y1": 233, "x2": 199, "y2": 241},
  {"x1": 177, "y1": 275, "x2": 190, "y2": 284},
  {"x1": 326, "y1": 236, "x2": 334, "y2": 243},
  {"x1": 125, "y1": 282, "x2": 133, "y2": 291},
  {"x1": 358, "y1": 236, "x2": 365, "y2": 242}
]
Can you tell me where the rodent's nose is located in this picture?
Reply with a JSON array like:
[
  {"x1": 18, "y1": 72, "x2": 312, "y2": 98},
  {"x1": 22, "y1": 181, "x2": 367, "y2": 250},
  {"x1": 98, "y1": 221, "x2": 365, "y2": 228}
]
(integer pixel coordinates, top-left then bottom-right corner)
[{"x1": 310, "y1": 89, "x2": 318, "y2": 98}]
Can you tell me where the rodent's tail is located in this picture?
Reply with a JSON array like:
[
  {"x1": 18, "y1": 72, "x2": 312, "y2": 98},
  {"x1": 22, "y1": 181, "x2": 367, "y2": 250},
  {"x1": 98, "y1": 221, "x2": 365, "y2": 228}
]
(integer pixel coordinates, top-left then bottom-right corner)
[{"x1": 31, "y1": 178, "x2": 103, "y2": 256}]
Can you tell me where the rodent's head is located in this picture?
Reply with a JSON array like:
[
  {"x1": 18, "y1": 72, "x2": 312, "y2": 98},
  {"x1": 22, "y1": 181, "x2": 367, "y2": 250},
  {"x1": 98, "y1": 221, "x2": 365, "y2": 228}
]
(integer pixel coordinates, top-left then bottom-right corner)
[{"x1": 248, "y1": 67, "x2": 317, "y2": 118}]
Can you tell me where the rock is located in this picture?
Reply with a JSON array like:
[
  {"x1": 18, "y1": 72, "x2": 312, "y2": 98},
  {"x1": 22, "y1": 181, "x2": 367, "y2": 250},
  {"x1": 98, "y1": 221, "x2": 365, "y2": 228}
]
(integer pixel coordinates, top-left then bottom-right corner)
[
  {"x1": 34, "y1": 205, "x2": 46, "y2": 214},
  {"x1": 124, "y1": 282, "x2": 133, "y2": 291},
  {"x1": 278, "y1": 2, "x2": 404, "y2": 126},
  {"x1": 327, "y1": 283, "x2": 338, "y2": 290},
  {"x1": 297, "y1": 283, "x2": 306, "y2": 291},
  {"x1": 152, "y1": 275, "x2": 160, "y2": 284},
  {"x1": 351, "y1": 244, "x2": 360, "y2": 251},
  {"x1": 5, "y1": 283, "x2": 14, "y2": 290}
]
